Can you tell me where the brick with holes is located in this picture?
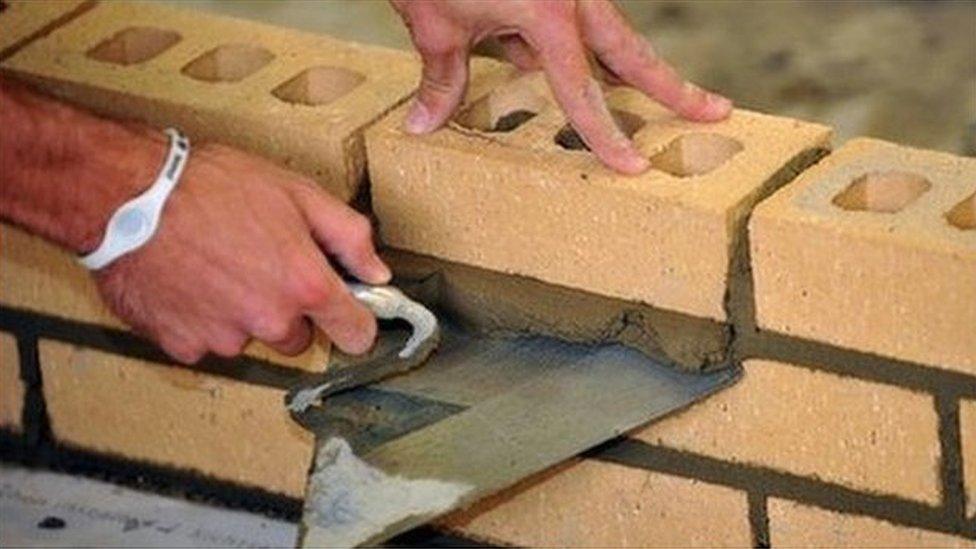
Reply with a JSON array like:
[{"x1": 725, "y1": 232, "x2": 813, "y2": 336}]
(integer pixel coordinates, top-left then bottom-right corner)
[
  {"x1": 367, "y1": 63, "x2": 831, "y2": 322},
  {"x1": 0, "y1": 0, "x2": 90, "y2": 60},
  {"x1": 1, "y1": 1, "x2": 419, "y2": 201},
  {"x1": 749, "y1": 138, "x2": 976, "y2": 374}
]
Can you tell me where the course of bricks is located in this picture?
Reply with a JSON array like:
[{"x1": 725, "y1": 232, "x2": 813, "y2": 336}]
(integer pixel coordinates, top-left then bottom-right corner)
[
  {"x1": 1, "y1": 0, "x2": 419, "y2": 201},
  {"x1": 1, "y1": 1, "x2": 974, "y2": 546}
]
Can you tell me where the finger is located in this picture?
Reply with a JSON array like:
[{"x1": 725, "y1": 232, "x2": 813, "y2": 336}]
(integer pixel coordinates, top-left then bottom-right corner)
[
  {"x1": 290, "y1": 183, "x2": 391, "y2": 285},
  {"x1": 261, "y1": 316, "x2": 313, "y2": 357},
  {"x1": 293, "y1": 255, "x2": 377, "y2": 355},
  {"x1": 496, "y1": 34, "x2": 541, "y2": 71},
  {"x1": 404, "y1": 25, "x2": 470, "y2": 134},
  {"x1": 579, "y1": 1, "x2": 731, "y2": 122},
  {"x1": 529, "y1": 16, "x2": 649, "y2": 174}
]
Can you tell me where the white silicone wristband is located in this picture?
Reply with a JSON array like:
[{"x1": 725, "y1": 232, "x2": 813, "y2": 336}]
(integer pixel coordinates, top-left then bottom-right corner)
[{"x1": 79, "y1": 128, "x2": 190, "y2": 270}]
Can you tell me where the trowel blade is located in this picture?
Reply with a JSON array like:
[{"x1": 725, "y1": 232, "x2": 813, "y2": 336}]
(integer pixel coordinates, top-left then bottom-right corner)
[{"x1": 292, "y1": 322, "x2": 739, "y2": 547}]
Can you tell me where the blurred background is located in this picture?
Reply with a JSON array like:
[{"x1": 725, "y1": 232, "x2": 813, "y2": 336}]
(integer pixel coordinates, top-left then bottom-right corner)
[{"x1": 172, "y1": 0, "x2": 976, "y2": 157}]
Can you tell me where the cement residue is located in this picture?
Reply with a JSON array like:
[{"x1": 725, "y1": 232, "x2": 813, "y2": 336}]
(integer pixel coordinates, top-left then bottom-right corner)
[
  {"x1": 300, "y1": 437, "x2": 470, "y2": 548},
  {"x1": 383, "y1": 250, "x2": 730, "y2": 372}
]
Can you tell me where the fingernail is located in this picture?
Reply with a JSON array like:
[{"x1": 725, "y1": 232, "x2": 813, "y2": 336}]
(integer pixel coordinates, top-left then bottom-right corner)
[
  {"x1": 404, "y1": 101, "x2": 431, "y2": 134},
  {"x1": 371, "y1": 258, "x2": 392, "y2": 284},
  {"x1": 704, "y1": 93, "x2": 733, "y2": 120}
]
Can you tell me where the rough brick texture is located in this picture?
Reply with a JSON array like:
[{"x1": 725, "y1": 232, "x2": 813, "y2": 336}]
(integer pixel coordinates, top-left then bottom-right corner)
[
  {"x1": 963, "y1": 399, "x2": 976, "y2": 519},
  {"x1": 768, "y1": 499, "x2": 972, "y2": 547},
  {"x1": 0, "y1": 0, "x2": 89, "y2": 60},
  {"x1": 750, "y1": 138, "x2": 976, "y2": 373},
  {"x1": 0, "y1": 332, "x2": 24, "y2": 432},
  {"x1": 368, "y1": 64, "x2": 831, "y2": 322},
  {"x1": 633, "y1": 359, "x2": 941, "y2": 504},
  {"x1": 1, "y1": 0, "x2": 419, "y2": 201},
  {"x1": 442, "y1": 459, "x2": 751, "y2": 547},
  {"x1": 1, "y1": 223, "x2": 330, "y2": 372},
  {"x1": 39, "y1": 340, "x2": 314, "y2": 498}
]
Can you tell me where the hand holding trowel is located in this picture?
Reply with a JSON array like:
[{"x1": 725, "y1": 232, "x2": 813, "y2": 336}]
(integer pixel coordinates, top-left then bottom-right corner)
[{"x1": 285, "y1": 282, "x2": 441, "y2": 414}]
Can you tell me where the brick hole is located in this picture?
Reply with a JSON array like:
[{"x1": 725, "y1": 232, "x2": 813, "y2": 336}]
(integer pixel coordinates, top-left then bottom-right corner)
[
  {"x1": 553, "y1": 110, "x2": 645, "y2": 151},
  {"x1": 648, "y1": 133, "x2": 744, "y2": 177},
  {"x1": 832, "y1": 171, "x2": 932, "y2": 213},
  {"x1": 455, "y1": 89, "x2": 547, "y2": 133},
  {"x1": 87, "y1": 27, "x2": 181, "y2": 66},
  {"x1": 945, "y1": 192, "x2": 975, "y2": 230},
  {"x1": 182, "y1": 44, "x2": 274, "y2": 83},
  {"x1": 272, "y1": 66, "x2": 365, "y2": 106},
  {"x1": 0, "y1": 2, "x2": 8, "y2": 14}
]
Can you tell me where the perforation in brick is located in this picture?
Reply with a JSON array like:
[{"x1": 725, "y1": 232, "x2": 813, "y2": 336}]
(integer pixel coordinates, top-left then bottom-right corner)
[
  {"x1": 649, "y1": 133, "x2": 744, "y2": 177},
  {"x1": 553, "y1": 109, "x2": 645, "y2": 151},
  {"x1": 87, "y1": 27, "x2": 181, "y2": 66},
  {"x1": 455, "y1": 83, "x2": 547, "y2": 133},
  {"x1": 271, "y1": 66, "x2": 365, "y2": 106},
  {"x1": 832, "y1": 171, "x2": 931, "y2": 213},
  {"x1": 182, "y1": 44, "x2": 274, "y2": 82},
  {"x1": 945, "y1": 192, "x2": 975, "y2": 230}
]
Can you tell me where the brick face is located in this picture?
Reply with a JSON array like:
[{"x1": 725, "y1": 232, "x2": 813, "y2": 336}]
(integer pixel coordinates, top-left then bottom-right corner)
[
  {"x1": 442, "y1": 459, "x2": 752, "y2": 548},
  {"x1": 962, "y1": 399, "x2": 976, "y2": 519},
  {"x1": 39, "y1": 340, "x2": 314, "y2": 498},
  {"x1": 768, "y1": 498, "x2": 973, "y2": 547},
  {"x1": 750, "y1": 138, "x2": 976, "y2": 373},
  {"x1": 1, "y1": 223, "x2": 330, "y2": 372},
  {"x1": 368, "y1": 65, "x2": 830, "y2": 322},
  {"x1": 1, "y1": 0, "x2": 419, "y2": 202},
  {"x1": 0, "y1": 332, "x2": 24, "y2": 432},
  {"x1": 633, "y1": 359, "x2": 942, "y2": 504}
]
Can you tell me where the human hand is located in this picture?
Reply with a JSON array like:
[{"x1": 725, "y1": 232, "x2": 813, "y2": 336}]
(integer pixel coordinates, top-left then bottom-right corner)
[
  {"x1": 391, "y1": 0, "x2": 733, "y2": 174},
  {"x1": 95, "y1": 143, "x2": 390, "y2": 364}
]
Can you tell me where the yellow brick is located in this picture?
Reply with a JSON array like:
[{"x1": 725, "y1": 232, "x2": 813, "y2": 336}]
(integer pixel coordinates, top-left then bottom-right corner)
[
  {"x1": 442, "y1": 459, "x2": 752, "y2": 548},
  {"x1": 367, "y1": 64, "x2": 831, "y2": 322},
  {"x1": 2, "y1": 1, "x2": 419, "y2": 201},
  {"x1": 0, "y1": 332, "x2": 24, "y2": 432},
  {"x1": 0, "y1": 0, "x2": 89, "y2": 59},
  {"x1": 1, "y1": 223, "x2": 329, "y2": 372},
  {"x1": 750, "y1": 138, "x2": 976, "y2": 373},
  {"x1": 768, "y1": 498, "x2": 973, "y2": 548},
  {"x1": 963, "y1": 399, "x2": 976, "y2": 519},
  {"x1": 634, "y1": 359, "x2": 941, "y2": 504},
  {"x1": 39, "y1": 340, "x2": 313, "y2": 498}
]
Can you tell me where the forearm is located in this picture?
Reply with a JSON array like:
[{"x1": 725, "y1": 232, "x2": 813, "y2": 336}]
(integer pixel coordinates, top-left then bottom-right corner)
[{"x1": 0, "y1": 76, "x2": 166, "y2": 253}]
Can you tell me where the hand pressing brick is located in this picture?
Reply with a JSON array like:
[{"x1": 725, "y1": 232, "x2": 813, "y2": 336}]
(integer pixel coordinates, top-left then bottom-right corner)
[
  {"x1": 367, "y1": 61, "x2": 831, "y2": 322},
  {"x1": 750, "y1": 138, "x2": 976, "y2": 373},
  {"x1": 1, "y1": 1, "x2": 419, "y2": 201}
]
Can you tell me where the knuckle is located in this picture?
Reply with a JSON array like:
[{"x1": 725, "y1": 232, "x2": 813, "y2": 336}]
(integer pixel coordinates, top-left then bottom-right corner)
[
  {"x1": 288, "y1": 269, "x2": 333, "y2": 308},
  {"x1": 210, "y1": 334, "x2": 246, "y2": 358},
  {"x1": 248, "y1": 305, "x2": 294, "y2": 342}
]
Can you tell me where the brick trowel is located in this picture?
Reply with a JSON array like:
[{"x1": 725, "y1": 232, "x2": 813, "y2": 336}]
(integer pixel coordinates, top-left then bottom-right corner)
[{"x1": 284, "y1": 276, "x2": 740, "y2": 548}]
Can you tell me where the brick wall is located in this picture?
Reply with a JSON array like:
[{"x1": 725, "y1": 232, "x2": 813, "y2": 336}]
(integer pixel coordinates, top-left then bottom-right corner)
[{"x1": 2, "y1": 1, "x2": 974, "y2": 546}]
